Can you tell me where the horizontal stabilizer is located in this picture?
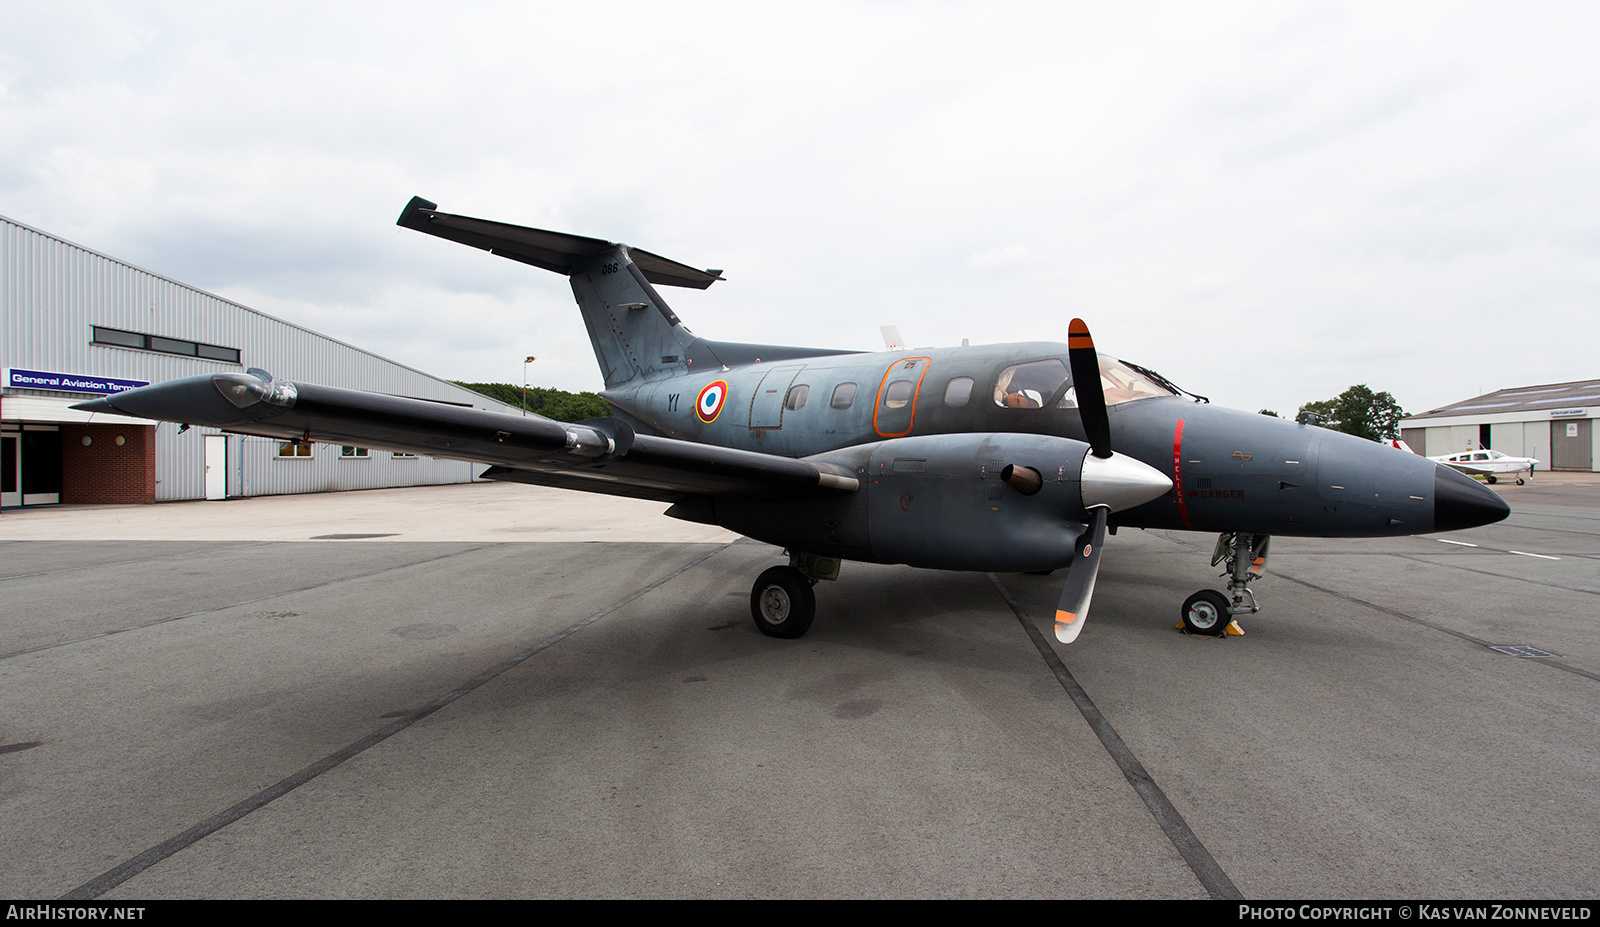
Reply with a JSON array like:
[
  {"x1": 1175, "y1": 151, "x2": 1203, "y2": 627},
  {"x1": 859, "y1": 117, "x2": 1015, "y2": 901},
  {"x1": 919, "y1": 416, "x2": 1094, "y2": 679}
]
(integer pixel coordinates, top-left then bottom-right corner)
[{"x1": 397, "y1": 196, "x2": 725, "y2": 289}]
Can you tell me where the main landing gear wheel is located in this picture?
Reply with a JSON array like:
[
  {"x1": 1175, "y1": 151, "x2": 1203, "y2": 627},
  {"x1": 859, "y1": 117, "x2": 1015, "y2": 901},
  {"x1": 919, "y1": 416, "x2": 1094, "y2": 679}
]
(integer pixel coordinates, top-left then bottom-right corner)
[
  {"x1": 1487, "y1": 475, "x2": 1498, "y2": 484},
  {"x1": 1181, "y1": 590, "x2": 1231, "y2": 636},
  {"x1": 1516, "y1": 477, "x2": 1526, "y2": 485},
  {"x1": 750, "y1": 566, "x2": 815, "y2": 639}
]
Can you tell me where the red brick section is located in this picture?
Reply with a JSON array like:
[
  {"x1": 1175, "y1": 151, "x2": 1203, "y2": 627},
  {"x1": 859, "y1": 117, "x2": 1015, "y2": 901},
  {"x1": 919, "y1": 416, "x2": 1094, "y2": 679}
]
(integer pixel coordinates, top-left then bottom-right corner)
[{"x1": 60, "y1": 424, "x2": 156, "y2": 504}]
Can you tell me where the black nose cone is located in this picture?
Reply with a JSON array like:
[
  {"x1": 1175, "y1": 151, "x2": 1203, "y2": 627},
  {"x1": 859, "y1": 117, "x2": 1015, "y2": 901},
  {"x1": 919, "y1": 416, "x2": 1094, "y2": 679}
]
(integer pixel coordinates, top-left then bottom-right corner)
[{"x1": 1433, "y1": 465, "x2": 1511, "y2": 532}]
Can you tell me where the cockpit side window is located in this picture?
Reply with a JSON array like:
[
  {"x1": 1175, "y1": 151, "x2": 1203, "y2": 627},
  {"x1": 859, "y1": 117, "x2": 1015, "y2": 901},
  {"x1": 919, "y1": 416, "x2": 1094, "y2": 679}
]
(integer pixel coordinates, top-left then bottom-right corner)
[{"x1": 993, "y1": 360, "x2": 1069, "y2": 409}]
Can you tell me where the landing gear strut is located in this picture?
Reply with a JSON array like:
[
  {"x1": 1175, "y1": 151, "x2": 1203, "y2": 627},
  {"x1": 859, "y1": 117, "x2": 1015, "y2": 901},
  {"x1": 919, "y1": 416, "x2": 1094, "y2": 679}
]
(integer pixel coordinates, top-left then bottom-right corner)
[
  {"x1": 749, "y1": 551, "x2": 840, "y2": 639},
  {"x1": 1180, "y1": 532, "x2": 1268, "y2": 636}
]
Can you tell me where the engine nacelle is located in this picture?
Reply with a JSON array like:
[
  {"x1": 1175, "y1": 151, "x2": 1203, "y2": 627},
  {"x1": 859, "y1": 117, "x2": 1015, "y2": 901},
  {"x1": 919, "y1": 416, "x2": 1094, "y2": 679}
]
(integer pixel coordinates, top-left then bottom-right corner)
[{"x1": 705, "y1": 433, "x2": 1099, "y2": 572}]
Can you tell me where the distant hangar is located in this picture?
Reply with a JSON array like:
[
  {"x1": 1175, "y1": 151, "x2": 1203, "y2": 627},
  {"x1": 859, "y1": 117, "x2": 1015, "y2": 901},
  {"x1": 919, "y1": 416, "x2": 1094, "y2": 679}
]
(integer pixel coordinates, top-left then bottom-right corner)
[
  {"x1": 1400, "y1": 380, "x2": 1600, "y2": 472},
  {"x1": 2, "y1": 213, "x2": 520, "y2": 508}
]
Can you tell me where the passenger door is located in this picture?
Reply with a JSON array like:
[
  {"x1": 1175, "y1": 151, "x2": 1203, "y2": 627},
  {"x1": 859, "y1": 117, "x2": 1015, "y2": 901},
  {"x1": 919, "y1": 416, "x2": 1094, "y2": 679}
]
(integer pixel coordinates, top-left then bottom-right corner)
[{"x1": 873, "y1": 357, "x2": 931, "y2": 437}]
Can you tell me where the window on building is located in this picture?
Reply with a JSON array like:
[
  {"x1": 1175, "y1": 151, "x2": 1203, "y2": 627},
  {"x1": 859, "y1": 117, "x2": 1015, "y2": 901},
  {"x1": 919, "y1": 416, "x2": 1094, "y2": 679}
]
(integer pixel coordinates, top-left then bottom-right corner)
[
  {"x1": 92, "y1": 326, "x2": 241, "y2": 364},
  {"x1": 340, "y1": 446, "x2": 370, "y2": 459},
  {"x1": 91, "y1": 327, "x2": 144, "y2": 349},
  {"x1": 148, "y1": 335, "x2": 195, "y2": 355},
  {"x1": 392, "y1": 451, "x2": 418, "y2": 459},
  {"x1": 278, "y1": 442, "x2": 312, "y2": 458}
]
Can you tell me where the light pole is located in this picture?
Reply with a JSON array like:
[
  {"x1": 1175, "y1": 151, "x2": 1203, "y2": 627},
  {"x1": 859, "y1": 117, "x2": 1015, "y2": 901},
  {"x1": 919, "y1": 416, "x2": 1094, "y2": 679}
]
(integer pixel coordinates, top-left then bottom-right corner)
[{"x1": 522, "y1": 356, "x2": 536, "y2": 416}]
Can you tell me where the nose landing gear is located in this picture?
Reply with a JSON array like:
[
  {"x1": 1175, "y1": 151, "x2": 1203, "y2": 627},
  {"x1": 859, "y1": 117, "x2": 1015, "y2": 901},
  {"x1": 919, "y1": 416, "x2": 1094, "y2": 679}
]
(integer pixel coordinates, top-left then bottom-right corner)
[{"x1": 1180, "y1": 532, "x2": 1268, "y2": 637}]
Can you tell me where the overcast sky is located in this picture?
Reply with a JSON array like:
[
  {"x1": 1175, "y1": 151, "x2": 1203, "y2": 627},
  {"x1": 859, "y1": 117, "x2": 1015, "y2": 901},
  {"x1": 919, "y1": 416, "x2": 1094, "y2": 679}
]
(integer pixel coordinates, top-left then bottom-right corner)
[{"x1": 3, "y1": 2, "x2": 1596, "y2": 418}]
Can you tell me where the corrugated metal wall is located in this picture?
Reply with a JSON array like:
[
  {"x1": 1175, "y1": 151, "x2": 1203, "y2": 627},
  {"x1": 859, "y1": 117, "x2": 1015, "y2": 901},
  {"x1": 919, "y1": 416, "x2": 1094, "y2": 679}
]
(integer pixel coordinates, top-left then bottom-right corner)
[{"x1": 3, "y1": 214, "x2": 521, "y2": 501}]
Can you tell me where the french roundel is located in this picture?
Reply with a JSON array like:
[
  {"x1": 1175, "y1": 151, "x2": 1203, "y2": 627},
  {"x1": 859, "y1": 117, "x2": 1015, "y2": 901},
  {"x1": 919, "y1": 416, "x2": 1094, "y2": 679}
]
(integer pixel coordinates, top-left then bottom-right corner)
[{"x1": 696, "y1": 380, "x2": 729, "y2": 423}]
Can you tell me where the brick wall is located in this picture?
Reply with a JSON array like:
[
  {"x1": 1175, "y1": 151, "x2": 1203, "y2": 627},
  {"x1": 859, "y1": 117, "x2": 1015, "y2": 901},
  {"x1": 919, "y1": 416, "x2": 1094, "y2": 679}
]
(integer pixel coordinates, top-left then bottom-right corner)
[{"x1": 60, "y1": 424, "x2": 156, "y2": 504}]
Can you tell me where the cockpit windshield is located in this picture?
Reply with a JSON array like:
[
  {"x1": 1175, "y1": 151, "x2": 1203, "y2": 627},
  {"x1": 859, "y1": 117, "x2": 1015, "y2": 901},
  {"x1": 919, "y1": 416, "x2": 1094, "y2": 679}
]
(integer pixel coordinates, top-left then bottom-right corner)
[
  {"x1": 1096, "y1": 356, "x2": 1176, "y2": 405},
  {"x1": 993, "y1": 356, "x2": 1175, "y2": 409}
]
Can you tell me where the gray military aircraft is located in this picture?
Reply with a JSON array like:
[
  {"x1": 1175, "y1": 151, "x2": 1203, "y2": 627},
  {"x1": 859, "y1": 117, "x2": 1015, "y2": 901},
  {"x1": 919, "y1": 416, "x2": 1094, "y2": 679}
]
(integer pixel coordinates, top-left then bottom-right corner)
[{"x1": 74, "y1": 196, "x2": 1510, "y2": 642}]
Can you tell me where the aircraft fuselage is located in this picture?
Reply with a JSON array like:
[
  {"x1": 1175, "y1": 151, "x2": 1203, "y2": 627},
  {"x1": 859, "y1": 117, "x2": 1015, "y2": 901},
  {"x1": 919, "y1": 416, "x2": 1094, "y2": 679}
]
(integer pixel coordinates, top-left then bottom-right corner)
[{"x1": 604, "y1": 340, "x2": 1479, "y2": 540}]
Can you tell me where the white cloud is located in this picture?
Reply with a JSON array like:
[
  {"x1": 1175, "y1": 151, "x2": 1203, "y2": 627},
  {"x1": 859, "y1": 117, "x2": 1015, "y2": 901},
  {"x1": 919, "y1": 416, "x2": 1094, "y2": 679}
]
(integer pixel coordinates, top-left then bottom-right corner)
[
  {"x1": 1, "y1": 1, "x2": 1596, "y2": 417},
  {"x1": 966, "y1": 244, "x2": 1035, "y2": 274}
]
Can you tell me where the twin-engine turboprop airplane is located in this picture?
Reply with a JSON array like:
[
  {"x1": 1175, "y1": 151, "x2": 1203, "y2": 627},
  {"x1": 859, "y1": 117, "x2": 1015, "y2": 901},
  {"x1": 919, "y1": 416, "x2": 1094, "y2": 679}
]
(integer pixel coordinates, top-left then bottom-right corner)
[{"x1": 74, "y1": 197, "x2": 1511, "y2": 642}]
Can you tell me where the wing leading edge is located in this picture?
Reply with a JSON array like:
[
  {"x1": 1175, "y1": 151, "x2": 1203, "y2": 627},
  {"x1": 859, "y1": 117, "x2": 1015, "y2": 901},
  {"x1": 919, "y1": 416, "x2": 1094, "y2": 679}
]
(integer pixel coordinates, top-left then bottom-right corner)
[{"x1": 71, "y1": 371, "x2": 857, "y2": 504}]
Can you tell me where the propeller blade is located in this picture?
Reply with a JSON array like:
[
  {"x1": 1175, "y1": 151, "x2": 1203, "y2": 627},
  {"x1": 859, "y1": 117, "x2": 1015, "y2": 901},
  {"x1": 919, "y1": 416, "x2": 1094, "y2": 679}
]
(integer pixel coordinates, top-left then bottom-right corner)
[
  {"x1": 1053, "y1": 506, "x2": 1109, "y2": 643},
  {"x1": 1068, "y1": 318, "x2": 1112, "y2": 459}
]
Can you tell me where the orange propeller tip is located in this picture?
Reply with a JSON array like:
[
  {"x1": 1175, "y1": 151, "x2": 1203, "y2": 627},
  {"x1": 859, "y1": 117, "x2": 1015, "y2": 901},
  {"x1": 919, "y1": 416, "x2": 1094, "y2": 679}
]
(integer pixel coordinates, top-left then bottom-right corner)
[{"x1": 1068, "y1": 318, "x2": 1094, "y2": 347}]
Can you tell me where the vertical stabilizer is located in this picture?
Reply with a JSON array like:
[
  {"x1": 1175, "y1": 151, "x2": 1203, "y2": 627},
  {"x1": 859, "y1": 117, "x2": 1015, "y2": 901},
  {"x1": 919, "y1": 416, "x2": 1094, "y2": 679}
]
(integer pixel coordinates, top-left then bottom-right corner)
[{"x1": 567, "y1": 246, "x2": 699, "y2": 387}]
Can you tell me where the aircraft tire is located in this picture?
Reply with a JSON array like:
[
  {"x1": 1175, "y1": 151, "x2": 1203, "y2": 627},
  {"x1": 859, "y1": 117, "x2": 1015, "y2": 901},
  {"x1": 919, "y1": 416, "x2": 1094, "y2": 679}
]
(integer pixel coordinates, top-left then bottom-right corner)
[
  {"x1": 1517, "y1": 478, "x2": 1525, "y2": 485},
  {"x1": 750, "y1": 566, "x2": 815, "y2": 639},
  {"x1": 1487, "y1": 475, "x2": 1498, "y2": 484},
  {"x1": 1181, "y1": 590, "x2": 1231, "y2": 636}
]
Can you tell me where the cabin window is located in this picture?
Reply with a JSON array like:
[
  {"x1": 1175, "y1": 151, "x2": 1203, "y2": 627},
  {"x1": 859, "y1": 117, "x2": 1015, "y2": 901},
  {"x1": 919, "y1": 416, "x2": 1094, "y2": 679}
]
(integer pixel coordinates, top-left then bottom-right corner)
[
  {"x1": 883, "y1": 379, "x2": 915, "y2": 410},
  {"x1": 785, "y1": 384, "x2": 810, "y2": 411},
  {"x1": 994, "y1": 359, "x2": 1069, "y2": 409},
  {"x1": 830, "y1": 382, "x2": 857, "y2": 410},
  {"x1": 943, "y1": 377, "x2": 974, "y2": 407}
]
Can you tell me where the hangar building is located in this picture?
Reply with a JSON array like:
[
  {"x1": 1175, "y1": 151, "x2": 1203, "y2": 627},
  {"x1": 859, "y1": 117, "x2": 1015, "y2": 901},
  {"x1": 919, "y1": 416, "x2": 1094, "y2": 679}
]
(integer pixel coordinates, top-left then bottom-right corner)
[
  {"x1": 2, "y1": 212, "x2": 520, "y2": 507},
  {"x1": 1399, "y1": 380, "x2": 1600, "y2": 472}
]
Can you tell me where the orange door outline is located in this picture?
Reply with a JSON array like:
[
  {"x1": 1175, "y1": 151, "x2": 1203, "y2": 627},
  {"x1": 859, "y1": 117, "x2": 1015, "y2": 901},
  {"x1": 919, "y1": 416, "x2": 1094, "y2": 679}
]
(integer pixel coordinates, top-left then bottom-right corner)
[{"x1": 872, "y1": 357, "x2": 932, "y2": 438}]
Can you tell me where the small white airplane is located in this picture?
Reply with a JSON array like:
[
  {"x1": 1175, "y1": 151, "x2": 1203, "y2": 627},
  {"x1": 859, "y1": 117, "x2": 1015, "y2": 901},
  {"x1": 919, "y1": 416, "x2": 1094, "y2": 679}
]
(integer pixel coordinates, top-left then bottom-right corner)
[{"x1": 1428, "y1": 449, "x2": 1539, "y2": 485}]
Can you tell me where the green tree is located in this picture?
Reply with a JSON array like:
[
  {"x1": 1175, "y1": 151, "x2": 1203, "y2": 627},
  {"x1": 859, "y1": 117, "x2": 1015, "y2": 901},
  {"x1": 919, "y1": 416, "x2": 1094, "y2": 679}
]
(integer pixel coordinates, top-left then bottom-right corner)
[
  {"x1": 1258, "y1": 409, "x2": 1280, "y2": 418},
  {"x1": 453, "y1": 381, "x2": 614, "y2": 422},
  {"x1": 1297, "y1": 385, "x2": 1405, "y2": 441}
]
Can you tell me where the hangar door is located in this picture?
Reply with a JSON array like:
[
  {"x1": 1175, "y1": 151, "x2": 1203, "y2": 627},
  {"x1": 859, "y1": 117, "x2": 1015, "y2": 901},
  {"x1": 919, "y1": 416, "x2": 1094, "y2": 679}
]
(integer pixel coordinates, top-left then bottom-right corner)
[{"x1": 1550, "y1": 419, "x2": 1592, "y2": 470}]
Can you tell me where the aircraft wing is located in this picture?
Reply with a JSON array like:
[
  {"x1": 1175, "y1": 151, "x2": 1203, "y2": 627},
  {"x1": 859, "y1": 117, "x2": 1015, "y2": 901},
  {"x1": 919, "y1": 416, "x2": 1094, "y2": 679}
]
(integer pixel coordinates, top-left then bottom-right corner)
[{"x1": 71, "y1": 371, "x2": 857, "y2": 504}]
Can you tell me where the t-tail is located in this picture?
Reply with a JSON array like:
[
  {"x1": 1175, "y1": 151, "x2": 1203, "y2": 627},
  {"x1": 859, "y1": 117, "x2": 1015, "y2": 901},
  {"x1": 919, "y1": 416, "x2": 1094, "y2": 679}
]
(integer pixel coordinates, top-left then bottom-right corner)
[{"x1": 398, "y1": 197, "x2": 856, "y2": 389}]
